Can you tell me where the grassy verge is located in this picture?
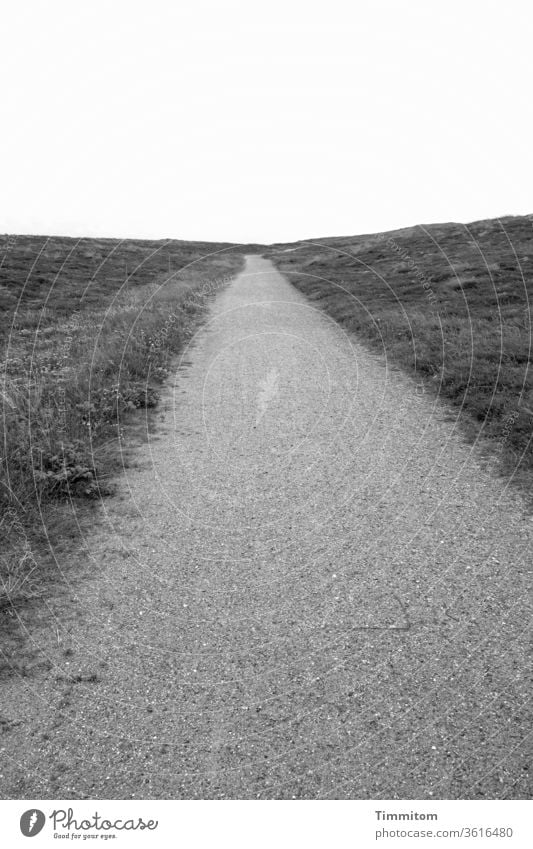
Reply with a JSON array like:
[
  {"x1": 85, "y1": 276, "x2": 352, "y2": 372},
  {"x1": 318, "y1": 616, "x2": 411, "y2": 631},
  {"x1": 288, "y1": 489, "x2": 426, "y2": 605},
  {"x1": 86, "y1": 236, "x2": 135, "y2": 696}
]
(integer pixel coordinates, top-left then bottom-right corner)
[
  {"x1": 267, "y1": 215, "x2": 533, "y2": 492},
  {"x1": 1, "y1": 235, "x2": 243, "y2": 607}
]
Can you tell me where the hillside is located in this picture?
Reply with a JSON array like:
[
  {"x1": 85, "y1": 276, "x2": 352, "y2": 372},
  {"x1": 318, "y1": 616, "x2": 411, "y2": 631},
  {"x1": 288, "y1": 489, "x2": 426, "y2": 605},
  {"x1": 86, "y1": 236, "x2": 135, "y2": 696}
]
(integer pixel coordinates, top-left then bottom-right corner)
[
  {"x1": 0, "y1": 234, "x2": 236, "y2": 342},
  {"x1": 0, "y1": 234, "x2": 242, "y2": 607},
  {"x1": 267, "y1": 214, "x2": 533, "y2": 488}
]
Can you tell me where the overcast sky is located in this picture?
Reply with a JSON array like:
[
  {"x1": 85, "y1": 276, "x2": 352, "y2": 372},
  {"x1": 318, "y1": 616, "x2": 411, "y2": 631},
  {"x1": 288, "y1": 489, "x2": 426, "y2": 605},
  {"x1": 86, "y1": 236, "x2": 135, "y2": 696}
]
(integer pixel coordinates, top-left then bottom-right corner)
[{"x1": 1, "y1": 0, "x2": 531, "y2": 244}]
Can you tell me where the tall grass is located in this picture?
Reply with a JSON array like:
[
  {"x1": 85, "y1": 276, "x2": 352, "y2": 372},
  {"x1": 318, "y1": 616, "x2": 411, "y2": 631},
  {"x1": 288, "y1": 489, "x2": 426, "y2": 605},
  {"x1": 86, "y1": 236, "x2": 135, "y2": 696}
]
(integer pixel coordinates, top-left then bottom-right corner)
[
  {"x1": 267, "y1": 215, "x2": 533, "y2": 490},
  {"x1": 1, "y1": 242, "x2": 242, "y2": 607}
]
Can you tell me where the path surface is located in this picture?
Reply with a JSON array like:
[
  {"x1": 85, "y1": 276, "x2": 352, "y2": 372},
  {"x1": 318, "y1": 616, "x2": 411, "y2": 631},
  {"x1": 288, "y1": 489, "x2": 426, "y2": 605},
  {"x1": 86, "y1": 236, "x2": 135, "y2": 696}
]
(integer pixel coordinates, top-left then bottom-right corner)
[{"x1": 1, "y1": 255, "x2": 532, "y2": 799}]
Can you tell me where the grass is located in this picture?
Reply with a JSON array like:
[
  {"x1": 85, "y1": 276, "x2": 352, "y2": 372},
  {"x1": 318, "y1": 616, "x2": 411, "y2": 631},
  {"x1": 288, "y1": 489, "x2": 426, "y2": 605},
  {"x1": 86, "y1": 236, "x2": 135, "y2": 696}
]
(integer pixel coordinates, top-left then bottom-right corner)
[
  {"x1": 0, "y1": 234, "x2": 243, "y2": 608},
  {"x1": 266, "y1": 214, "x2": 533, "y2": 493},
  {"x1": 4, "y1": 215, "x2": 533, "y2": 604}
]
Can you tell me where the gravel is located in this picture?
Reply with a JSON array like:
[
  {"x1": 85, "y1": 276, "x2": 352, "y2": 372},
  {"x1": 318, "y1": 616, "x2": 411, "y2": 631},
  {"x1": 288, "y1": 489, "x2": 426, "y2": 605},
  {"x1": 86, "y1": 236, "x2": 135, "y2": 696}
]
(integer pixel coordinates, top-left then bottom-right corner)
[{"x1": 1, "y1": 255, "x2": 531, "y2": 799}]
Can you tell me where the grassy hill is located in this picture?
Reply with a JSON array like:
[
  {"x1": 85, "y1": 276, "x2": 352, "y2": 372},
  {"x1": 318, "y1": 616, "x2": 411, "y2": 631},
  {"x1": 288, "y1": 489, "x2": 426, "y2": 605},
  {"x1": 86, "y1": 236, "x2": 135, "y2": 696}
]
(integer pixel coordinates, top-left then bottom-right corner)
[
  {"x1": 267, "y1": 214, "x2": 533, "y2": 491},
  {"x1": 0, "y1": 234, "x2": 237, "y2": 336},
  {"x1": 1, "y1": 234, "x2": 242, "y2": 607},
  {"x1": 3, "y1": 214, "x2": 533, "y2": 607}
]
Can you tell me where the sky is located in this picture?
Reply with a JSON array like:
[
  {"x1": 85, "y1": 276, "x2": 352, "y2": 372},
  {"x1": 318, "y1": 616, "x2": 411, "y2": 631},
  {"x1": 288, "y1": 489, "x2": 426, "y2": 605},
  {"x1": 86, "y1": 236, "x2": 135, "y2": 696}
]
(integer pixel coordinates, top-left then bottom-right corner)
[{"x1": 1, "y1": 0, "x2": 532, "y2": 244}]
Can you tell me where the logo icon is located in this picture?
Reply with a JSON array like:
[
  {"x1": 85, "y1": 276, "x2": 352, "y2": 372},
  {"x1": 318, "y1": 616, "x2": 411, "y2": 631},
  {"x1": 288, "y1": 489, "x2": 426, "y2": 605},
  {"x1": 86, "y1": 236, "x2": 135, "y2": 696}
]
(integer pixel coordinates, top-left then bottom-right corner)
[{"x1": 20, "y1": 810, "x2": 45, "y2": 837}]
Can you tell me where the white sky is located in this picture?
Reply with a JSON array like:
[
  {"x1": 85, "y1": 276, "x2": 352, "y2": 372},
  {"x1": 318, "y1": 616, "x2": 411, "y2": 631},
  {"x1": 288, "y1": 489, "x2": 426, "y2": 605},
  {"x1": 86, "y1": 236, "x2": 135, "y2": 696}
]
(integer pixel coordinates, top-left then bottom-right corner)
[{"x1": 1, "y1": 0, "x2": 532, "y2": 244}]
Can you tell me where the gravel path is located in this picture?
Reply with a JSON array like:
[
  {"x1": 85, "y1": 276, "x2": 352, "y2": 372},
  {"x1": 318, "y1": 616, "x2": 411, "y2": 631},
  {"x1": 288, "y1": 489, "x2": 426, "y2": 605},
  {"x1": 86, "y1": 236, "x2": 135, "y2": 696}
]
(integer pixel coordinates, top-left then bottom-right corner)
[{"x1": 1, "y1": 255, "x2": 532, "y2": 799}]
